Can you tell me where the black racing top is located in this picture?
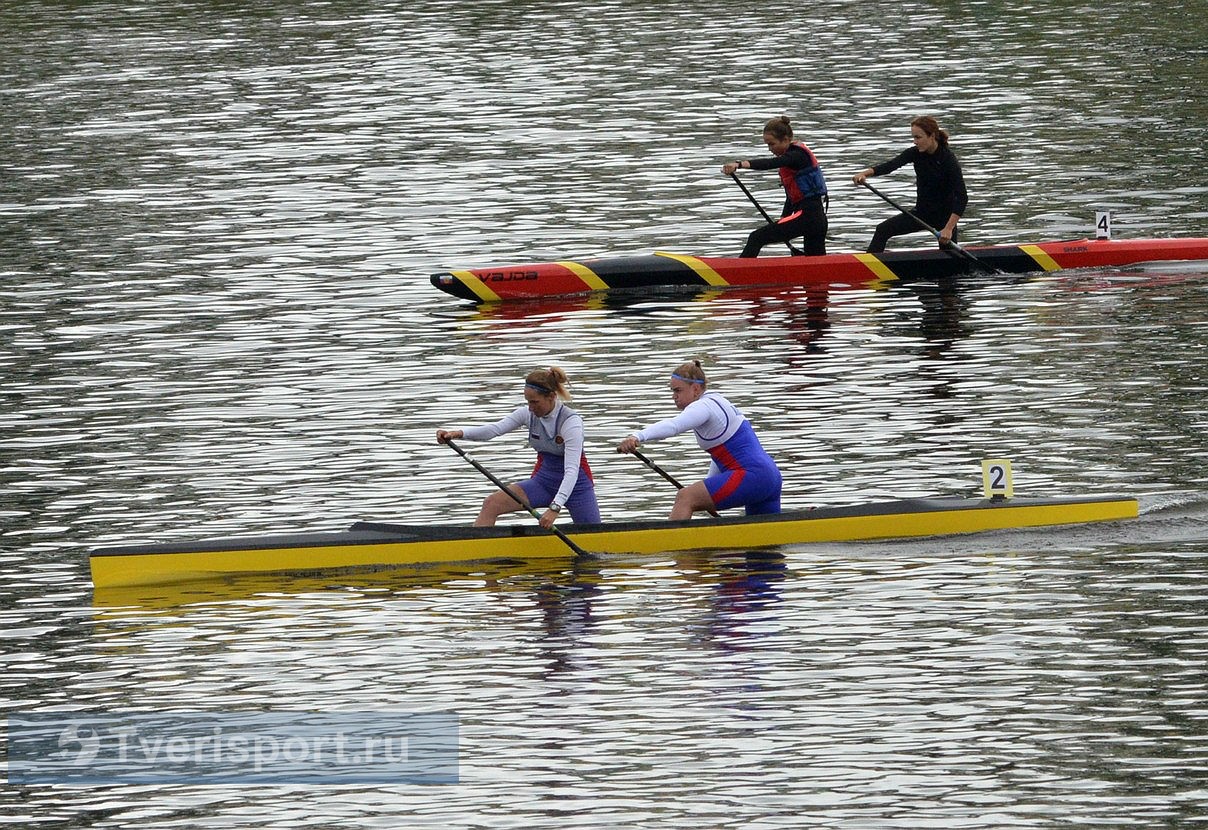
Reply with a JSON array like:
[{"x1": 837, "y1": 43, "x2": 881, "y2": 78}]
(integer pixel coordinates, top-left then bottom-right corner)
[{"x1": 872, "y1": 144, "x2": 968, "y2": 219}]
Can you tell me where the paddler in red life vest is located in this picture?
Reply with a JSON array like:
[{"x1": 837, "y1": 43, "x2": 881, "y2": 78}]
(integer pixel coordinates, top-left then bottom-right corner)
[
  {"x1": 615, "y1": 360, "x2": 783, "y2": 520},
  {"x1": 722, "y1": 115, "x2": 829, "y2": 257},
  {"x1": 436, "y1": 367, "x2": 600, "y2": 529}
]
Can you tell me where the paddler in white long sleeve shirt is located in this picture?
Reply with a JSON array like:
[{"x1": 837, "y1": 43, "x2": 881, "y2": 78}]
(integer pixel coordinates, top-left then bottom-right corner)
[
  {"x1": 616, "y1": 360, "x2": 782, "y2": 520},
  {"x1": 437, "y1": 366, "x2": 599, "y2": 528}
]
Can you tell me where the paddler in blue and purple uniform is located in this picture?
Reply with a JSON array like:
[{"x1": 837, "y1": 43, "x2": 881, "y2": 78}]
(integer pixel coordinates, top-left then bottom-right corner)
[
  {"x1": 616, "y1": 361, "x2": 782, "y2": 520},
  {"x1": 436, "y1": 367, "x2": 600, "y2": 528}
]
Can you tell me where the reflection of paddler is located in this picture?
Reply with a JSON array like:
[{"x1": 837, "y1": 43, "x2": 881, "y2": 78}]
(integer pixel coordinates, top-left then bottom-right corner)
[
  {"x1": 616, "y1": 360, "x2": 783, "y2": 520},
  {"x1": 913, "y1": 278, "x2": 971, "y2": 349},
  {"x1": 713, "y1": 551, "x2": 787, "y2": 616},
  {"x1": 437, "y1": 367, "x2": 600, "y2": 529},
  {"x1": 674, "y1": 549, "x2": 788, "y2": 656},
  {"x1": 534, "y1": 572, "x2": 602, "y2": 678}
]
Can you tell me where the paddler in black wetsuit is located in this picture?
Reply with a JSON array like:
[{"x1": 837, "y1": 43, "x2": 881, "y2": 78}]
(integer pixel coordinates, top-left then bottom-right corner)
[
  {"x1": 722, "y1": 115, "x2": 829, "y2": 257},
  {"x1": 852, "y1": 115, "x2": 968, "y2": 253}
]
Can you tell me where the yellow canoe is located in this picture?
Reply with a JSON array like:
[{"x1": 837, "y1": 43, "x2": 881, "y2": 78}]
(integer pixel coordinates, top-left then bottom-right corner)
[{"x1": 88, "y1": 494, "x2": 1138, "y2": 589}]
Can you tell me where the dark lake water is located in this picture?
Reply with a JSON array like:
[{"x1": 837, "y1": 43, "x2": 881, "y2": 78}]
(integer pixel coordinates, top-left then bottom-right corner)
[{"x1": 2, "y1": 1, "x2": 1206, "y2": 826}]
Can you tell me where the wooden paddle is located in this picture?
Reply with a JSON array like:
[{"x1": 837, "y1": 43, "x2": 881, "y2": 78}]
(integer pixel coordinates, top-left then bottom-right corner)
[
  {"x1": 631, "y1": 448, "x2": 720, "y2": 518},
  {"x1": 443, "y1": 439, "x2": 593, "y2": 558},
  {"x1": 859, "y1": 180, "x2": 1003, "y2": 274},
  {"x1": 730, "y1": 173, "x2": 804, "y2": 256}
]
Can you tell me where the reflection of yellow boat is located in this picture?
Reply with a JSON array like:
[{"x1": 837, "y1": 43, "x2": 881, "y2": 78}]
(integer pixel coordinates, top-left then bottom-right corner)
[
  {"x1": 89, "y1": 494, "x2": 1138, "y2": 590},
  {"x1": 91, "y1": 556, "x2": 581, "y2": 611}
]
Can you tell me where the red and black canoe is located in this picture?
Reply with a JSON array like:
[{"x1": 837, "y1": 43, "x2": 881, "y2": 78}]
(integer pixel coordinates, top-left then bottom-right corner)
[{"x1": 430, "y1": 237, "x2": 1208, "y2": 303}]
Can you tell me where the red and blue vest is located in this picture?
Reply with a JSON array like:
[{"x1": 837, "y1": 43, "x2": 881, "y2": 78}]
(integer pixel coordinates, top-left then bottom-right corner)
[{"x1": 780, "y1": 141, "x2": 827, "y2": 204}]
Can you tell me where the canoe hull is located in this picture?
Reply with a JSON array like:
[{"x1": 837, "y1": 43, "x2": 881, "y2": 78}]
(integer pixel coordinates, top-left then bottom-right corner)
[
  {"x1": 430, "y1": 238, "x2": 1208, "y2": 302},
  {"x1": 88, "y1": 495, "x2": 1138, "y2": 589}
]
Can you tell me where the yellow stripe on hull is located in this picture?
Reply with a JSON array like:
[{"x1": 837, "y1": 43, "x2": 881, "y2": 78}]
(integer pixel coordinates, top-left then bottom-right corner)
[
  {"x1": 448, "y1": 269, "x2": 502, "y2": 302},
  {"x1": 653, "y1": 252, "x2": 731, "y2": 286},
  {"x1": 556, "y1": 260, "x2": 610, "y2": 291},
  {"x1": 854, "y1": 252, "x2": 902, "y2": 286},
  {"x1": 89, "y1": 497, "x2": 1137, "y2": 589},
  {"x1": 563, "y1": 497, "x2": 1136, "y2": 553},
  {"x1": 88, "y1": 535, "x2": 574, "y2": 590},
  {"x1": 1020, "y1": 244, "x2": 1063, "y2": 272}
]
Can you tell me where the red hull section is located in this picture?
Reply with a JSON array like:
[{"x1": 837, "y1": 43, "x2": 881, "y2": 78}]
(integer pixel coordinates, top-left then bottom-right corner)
[{"x1": 431, "y1": 237, "x2": 1208, "y2": 303}]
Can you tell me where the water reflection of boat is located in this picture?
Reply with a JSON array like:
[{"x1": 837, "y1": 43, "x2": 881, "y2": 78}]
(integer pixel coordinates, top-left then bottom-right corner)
[
  {"x1": 431, "y1": 237, "x2": 1208, "y2": 302},
  {"x1": 89, "y1": 494, "x2": 1137, "y2": 590},
  {"x1": 1056, "y1": 264, "x2": 1208, "y2": 293},
  {"x1": 90, "y1": 556, "x2": 580, "y2": 611}
]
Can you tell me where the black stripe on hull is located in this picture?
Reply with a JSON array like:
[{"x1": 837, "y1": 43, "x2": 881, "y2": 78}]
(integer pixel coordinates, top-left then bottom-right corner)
[
  {"x1": 872, "y1": 247, "x2": 1042, "y2": 279},
  {"x1": 430, "y1": 274, "x2": 479, "y2": 301},
  {"x1": 580, "y1": 255, "x2": 714, "y2": 289}
]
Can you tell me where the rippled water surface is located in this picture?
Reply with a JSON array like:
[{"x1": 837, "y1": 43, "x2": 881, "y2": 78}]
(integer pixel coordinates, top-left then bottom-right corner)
[{"x1": 2, "y1": 1, "x2": 1207, "y2": 827}]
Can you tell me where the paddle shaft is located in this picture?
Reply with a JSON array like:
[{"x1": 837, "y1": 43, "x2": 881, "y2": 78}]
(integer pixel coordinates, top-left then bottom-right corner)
[
  {"x1": 631, "y1": 448, "x2": 720, "y2": 518},
  {"x1": 860, "y1": 180, "x2": 1001, "y2": 274},
  {"x1": 443, "y1": 439, "x2": 591, "y2": 557},
  {"x1": 632, "y1": 448, "x2": 687, "y2": 488},
  {"x1": 730, "y1": 173, "x2": 804, "y2": 256}
]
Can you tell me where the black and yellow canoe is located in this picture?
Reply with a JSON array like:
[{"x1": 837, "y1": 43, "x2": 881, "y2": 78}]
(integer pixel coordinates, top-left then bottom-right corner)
[
  {"x1": 89, "y1": 494, "x2": 1138, "y2": 589},
  {"x1": 431, "y1": 237, "x2": 1208, "y2": 302}
]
